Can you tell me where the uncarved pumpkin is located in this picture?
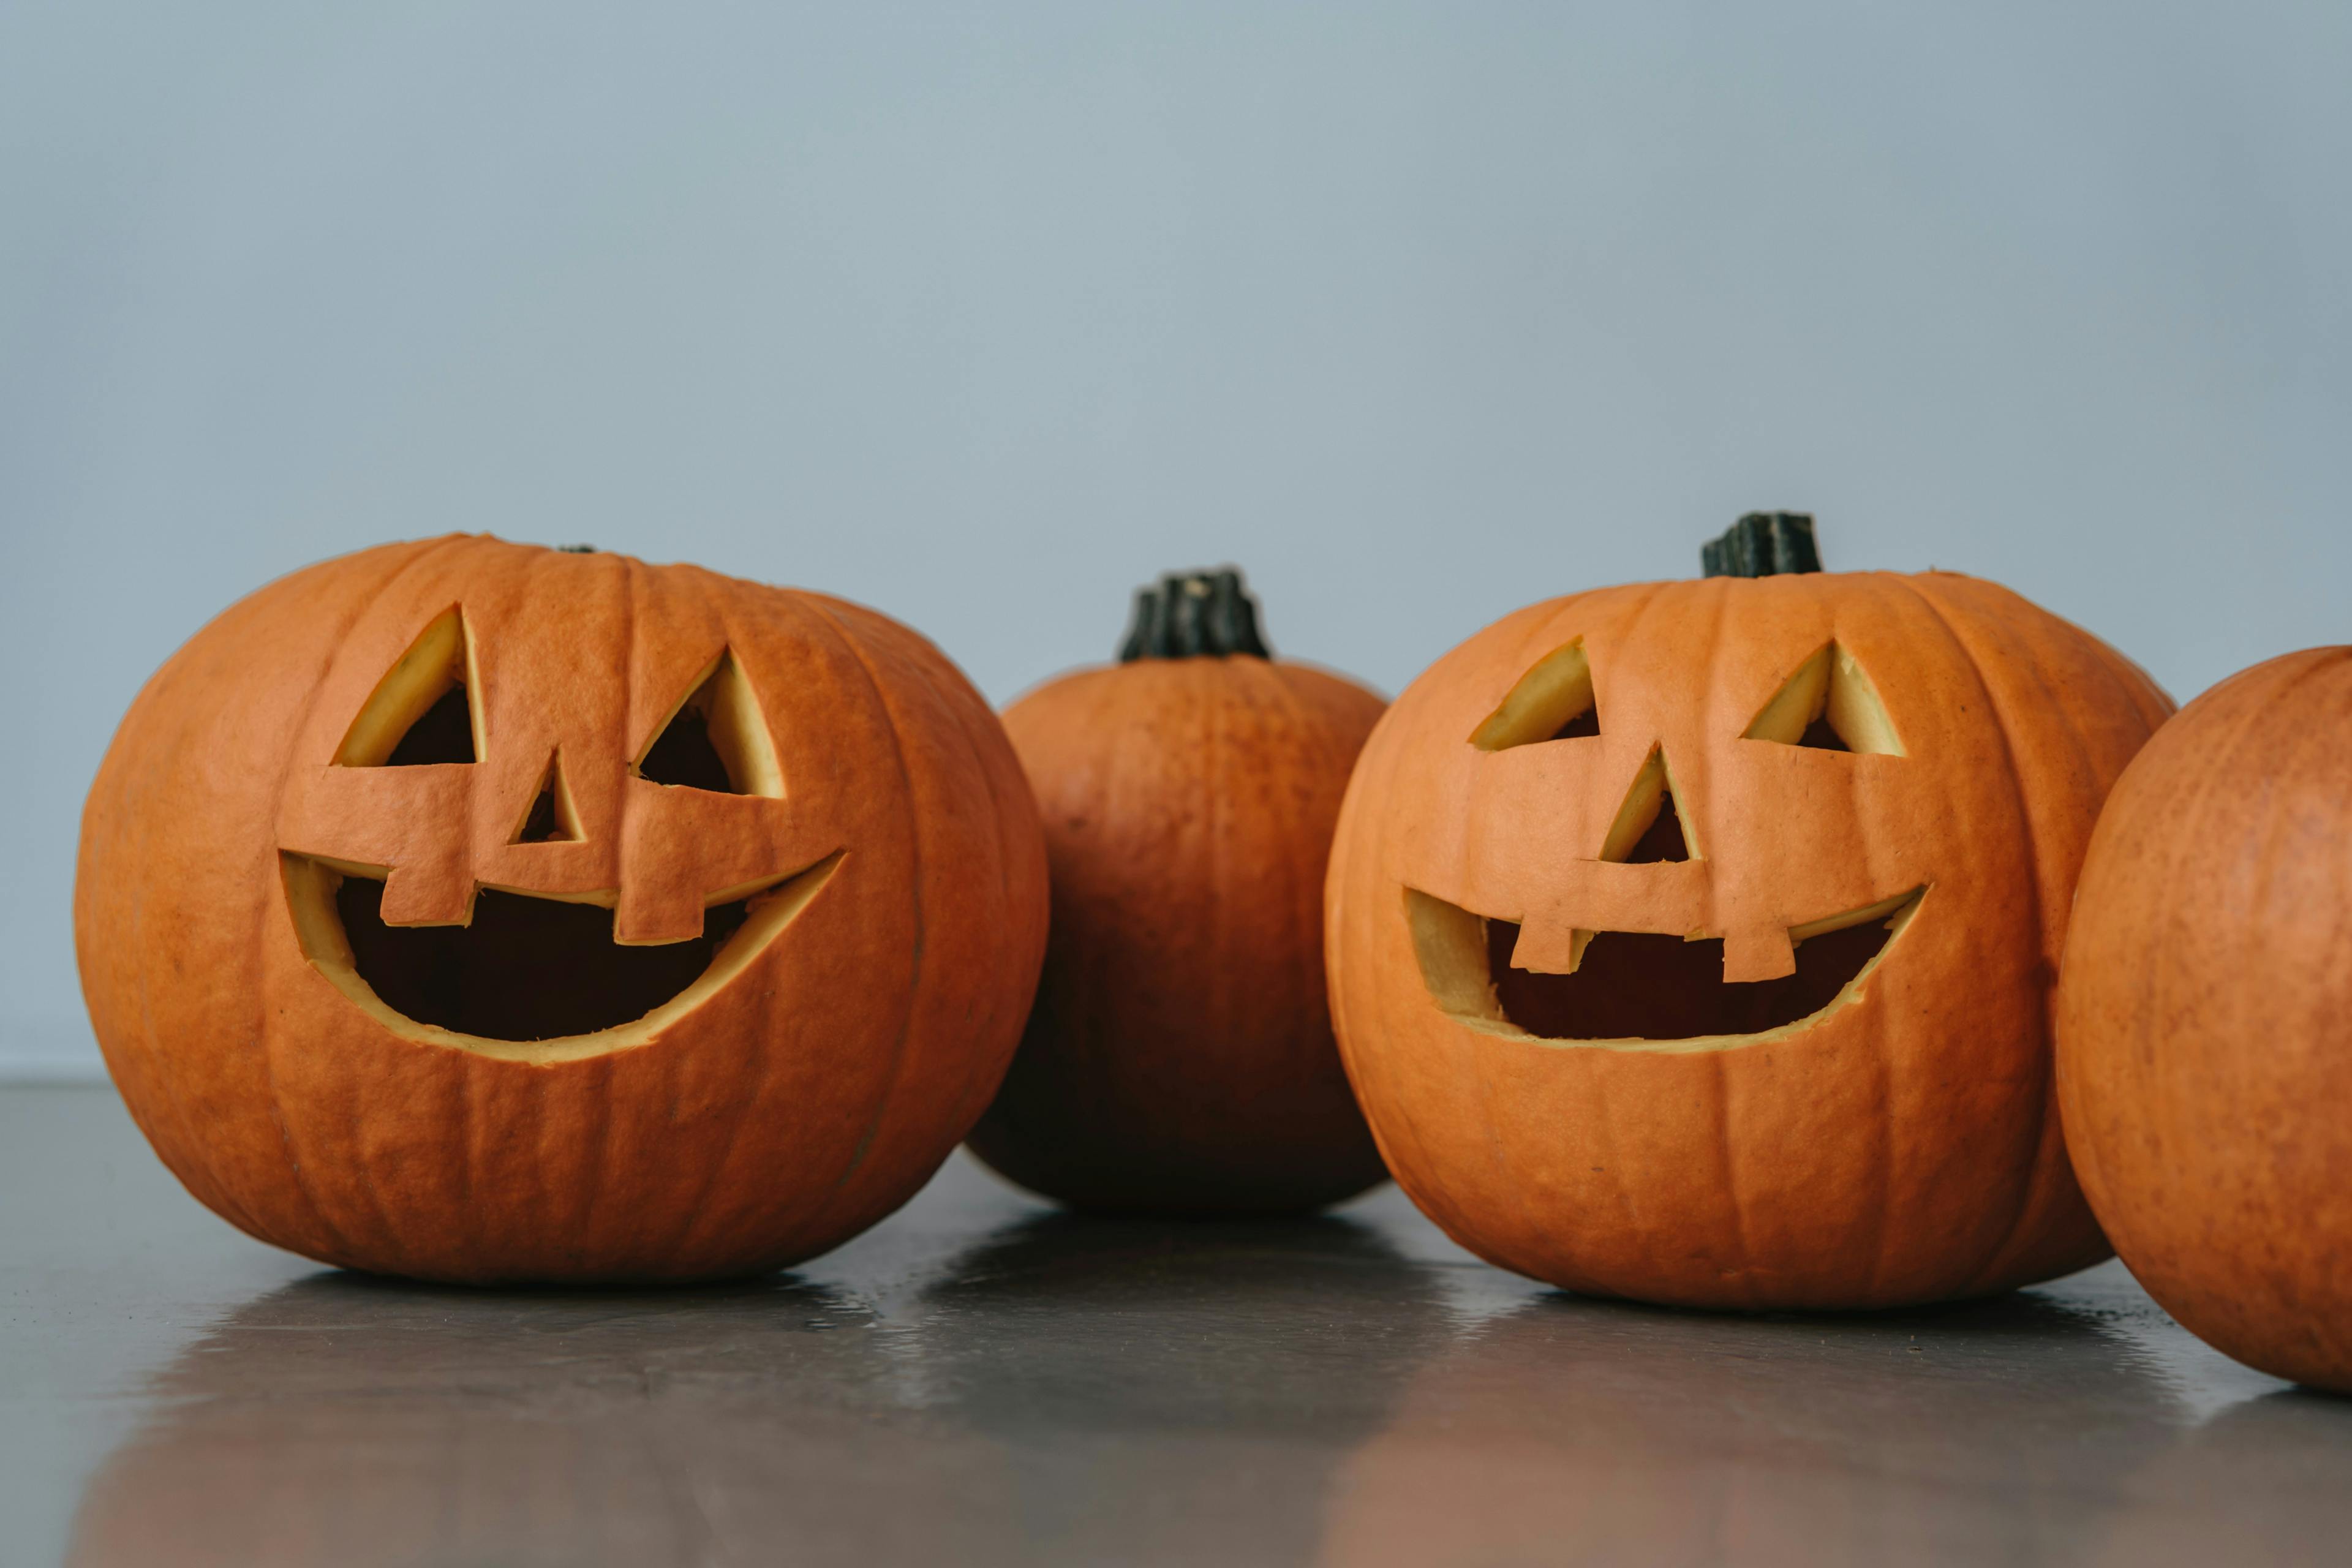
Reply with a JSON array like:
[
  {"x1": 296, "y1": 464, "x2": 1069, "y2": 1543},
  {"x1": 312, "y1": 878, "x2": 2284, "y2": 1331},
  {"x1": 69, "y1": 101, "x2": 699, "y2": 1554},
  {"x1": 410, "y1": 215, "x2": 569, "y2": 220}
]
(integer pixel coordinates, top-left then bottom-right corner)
[
  {"x1": 965, "y1": 569, "x2": 1390, "y2": 1213},
  {"x1": 75, "y1": 535, "x2": 1048, "y2": 1284},
  {"x1": 2057, "y1": 647, "x2": 2352, "y2": 1391},
  {"x1": 1324, "y1": 514, "x2": 2173, "y2": 1308}
]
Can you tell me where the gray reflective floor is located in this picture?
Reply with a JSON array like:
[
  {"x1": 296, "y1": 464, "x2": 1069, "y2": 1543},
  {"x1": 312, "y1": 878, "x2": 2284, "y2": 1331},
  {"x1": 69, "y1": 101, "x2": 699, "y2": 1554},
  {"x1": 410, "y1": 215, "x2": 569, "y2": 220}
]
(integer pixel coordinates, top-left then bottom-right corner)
[{"x1": 3, "y1": 1084, "x2": 2345, "y2": 1567}]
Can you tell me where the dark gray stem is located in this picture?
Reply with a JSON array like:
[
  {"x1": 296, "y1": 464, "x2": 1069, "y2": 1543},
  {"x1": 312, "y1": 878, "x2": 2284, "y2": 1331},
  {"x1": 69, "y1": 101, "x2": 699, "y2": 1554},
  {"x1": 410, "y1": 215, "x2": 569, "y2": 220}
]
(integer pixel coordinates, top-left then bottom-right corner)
[
  {"x1": 1702, "y1": 513, "x2": 1822, "y2": 578},
  {"x1": 1117, "y1": 568, "x2": 1271, "y2": 660}
]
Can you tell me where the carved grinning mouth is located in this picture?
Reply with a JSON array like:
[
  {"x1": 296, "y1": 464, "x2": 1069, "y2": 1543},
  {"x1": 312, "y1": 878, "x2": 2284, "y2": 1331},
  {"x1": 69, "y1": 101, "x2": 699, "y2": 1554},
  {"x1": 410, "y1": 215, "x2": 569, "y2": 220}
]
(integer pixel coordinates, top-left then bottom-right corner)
[
  {"x1": 1405, "y1": 887, "x2": 1923, "y2": 1052},
  {"x1": 282, "y1": 852, "x2": 843, "y2": 1065},
  {"x1": 279, "y1": 601, "x2": 846, "y2": 1063}
]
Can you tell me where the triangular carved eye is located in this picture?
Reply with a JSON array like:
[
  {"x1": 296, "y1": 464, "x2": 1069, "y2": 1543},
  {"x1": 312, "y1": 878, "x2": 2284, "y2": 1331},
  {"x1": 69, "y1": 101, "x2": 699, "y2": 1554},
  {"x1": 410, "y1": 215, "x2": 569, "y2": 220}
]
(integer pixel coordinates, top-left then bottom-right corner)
[
  {"x1": 636, "y1": 650, "x2": 783, "y2": 797},
  {"x1": 334, "y1": 607, "x2": 478, "y2": 767},
  {"x1": 1471, "y1": 639, "x2": 1599, "y2": 750},
  {"x1": 511, "y1": 750, "x2": 584, "y2": 843},
  {"x1": 1743, "y1": 643, "x2": 1904, "y2": 756},
  {"x1": 1601, "y1": 745, "x2": 1695, "y2": 863}
]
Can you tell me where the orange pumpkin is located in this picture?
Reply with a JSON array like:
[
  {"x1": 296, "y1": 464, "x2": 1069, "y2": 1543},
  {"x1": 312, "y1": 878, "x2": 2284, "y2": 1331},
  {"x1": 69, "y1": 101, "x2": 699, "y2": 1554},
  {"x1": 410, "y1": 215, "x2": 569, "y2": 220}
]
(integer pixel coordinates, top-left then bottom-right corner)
[
  {"x1": 1324, "y1": 514, "x2": 2173, "y2": 1308},
  {"x1": 2057, "y1": 647, "x2": 2352, "y2": 1390},
  {"x1": 965, "y1": 570, "x2": 1390, "y2": 1213},
  {"x1": 75, "y1": 535, "x2": 1048, "y2": 1284}
]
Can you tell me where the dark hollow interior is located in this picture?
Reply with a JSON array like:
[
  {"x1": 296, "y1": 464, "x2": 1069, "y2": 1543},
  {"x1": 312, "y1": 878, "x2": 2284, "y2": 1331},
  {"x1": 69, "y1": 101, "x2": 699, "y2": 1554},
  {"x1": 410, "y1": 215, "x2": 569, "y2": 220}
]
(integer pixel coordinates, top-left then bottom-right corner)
[
  {"x1": 639, "y1": 706, "x2": 740, "y2": 793},
  {"x1": 1485, "y1": 913, "x2": 1895, "y2": 1040},
  {"x1": 513, "y1": 770, "x2": 573, "y2": 843},
  {"x1": 1623, "y1": 785, "x2": 1690, "y2": 863},
  {"x1": 1798, "y1": 713, "x2": 1849, "y2": 752},
  {"x1": 385, "y1": 684, "x2": 475, "y2": 766},
  {"x1": 336, "y1": 877, "x2": 750, "y2": 1040},
  {"x1": 1550, "y1": 705, "x2": 1600, "y2": 742}
]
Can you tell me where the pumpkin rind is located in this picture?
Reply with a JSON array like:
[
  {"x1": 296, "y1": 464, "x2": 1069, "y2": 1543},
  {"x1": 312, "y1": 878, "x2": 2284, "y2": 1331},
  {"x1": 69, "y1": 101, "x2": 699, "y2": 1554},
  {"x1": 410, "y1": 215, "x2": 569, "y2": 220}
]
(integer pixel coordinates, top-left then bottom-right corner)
[
  {"x1": 1325, "y1": 570, "x2": 2171, "y2": 1308},
  {"x1": 2056, "y1": 647, "x2": 2352, "y2": 1390},
  {"x1": 75, "y1": 535, "x2": 1049, "y2": 1284},
  {"x1": 967, "y1": 654, "x2": 1390, "y2": 1213}
]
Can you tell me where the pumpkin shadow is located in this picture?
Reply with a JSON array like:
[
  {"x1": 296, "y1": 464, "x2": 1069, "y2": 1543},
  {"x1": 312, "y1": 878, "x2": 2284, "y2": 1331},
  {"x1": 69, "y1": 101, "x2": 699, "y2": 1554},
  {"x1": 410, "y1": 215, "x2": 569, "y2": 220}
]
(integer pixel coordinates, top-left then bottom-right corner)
[
  {"x1": 1316, "y1": 1280, "x2": 2205, "y2": 1568},
  {"x1": 66, "y1": 1205, "x2": 1461, "y2": 1568}
]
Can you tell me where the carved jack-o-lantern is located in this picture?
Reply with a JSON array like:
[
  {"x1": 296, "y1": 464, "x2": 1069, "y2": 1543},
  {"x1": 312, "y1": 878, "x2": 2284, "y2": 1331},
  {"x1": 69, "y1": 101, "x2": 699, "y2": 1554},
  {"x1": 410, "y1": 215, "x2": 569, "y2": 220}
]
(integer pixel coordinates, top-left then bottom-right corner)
[
  {"x1": 1324, "y1": 516, "x2": 2173, "y2": 1308},
  {"x1": 76, "y1": 536, "x2": 1048, "y2": 1284}
]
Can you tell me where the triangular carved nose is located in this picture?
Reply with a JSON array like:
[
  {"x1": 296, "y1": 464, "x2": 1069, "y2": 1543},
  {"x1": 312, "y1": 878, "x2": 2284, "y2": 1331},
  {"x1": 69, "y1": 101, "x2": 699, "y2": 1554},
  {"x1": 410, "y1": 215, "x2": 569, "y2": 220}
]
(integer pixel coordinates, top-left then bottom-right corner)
[
  {"x1": 1600, "y1": 745, "x2": 1694, "y2": 864},
  {"x1": 511, "y1": 748, "x2": 584, "y2": 843}
]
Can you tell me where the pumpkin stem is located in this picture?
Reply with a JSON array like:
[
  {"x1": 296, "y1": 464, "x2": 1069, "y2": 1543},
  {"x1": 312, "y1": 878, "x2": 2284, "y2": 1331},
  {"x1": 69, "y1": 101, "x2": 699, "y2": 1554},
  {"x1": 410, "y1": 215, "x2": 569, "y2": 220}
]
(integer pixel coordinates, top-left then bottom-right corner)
[
  {"x1": 1703, "y1": 513, "x2": 1822, "y2": 578},
  {"x1": 1118, "y1": 567, "x2": 1271, "y2": 661}
]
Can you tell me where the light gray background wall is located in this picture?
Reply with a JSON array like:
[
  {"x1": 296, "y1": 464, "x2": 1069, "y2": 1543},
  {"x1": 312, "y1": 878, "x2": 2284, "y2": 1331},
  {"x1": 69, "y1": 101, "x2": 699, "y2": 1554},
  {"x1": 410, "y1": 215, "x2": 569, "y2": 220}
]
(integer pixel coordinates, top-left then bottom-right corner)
[{"x1": 5, "y1": 2, "x2": 2347, "y2": 1075}]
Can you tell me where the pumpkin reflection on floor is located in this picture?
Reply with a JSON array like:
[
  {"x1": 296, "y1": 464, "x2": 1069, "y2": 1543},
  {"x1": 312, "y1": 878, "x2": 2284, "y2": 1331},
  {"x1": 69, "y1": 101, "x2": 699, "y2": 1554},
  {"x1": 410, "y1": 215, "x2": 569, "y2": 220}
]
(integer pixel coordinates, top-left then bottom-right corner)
[
  {"x1": 1315, "y1": 1286, "x2": 2192, "y2": 1568},
  {"x1": 62, "y1": 1197, "x2": 2337, "y2": 1567},
  {"x1": 66, "y1": 1274, "x2": 959, "y2": 1568},
  {"x1": 66, "y1": 1204, "x2": 1455, "y2": 1568},
  {"x1": 906, "y1": 1211, "x2": 1457, "y2": 1566}
]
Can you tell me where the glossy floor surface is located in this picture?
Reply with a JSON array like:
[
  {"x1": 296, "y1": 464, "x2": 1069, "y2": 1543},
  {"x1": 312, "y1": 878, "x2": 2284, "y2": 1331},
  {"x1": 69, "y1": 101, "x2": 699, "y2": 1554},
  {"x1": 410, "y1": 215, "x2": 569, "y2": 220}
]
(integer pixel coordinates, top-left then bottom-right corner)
[{"x1": 4, "y1": 1085, "x2": 2346, "y2": 1567}]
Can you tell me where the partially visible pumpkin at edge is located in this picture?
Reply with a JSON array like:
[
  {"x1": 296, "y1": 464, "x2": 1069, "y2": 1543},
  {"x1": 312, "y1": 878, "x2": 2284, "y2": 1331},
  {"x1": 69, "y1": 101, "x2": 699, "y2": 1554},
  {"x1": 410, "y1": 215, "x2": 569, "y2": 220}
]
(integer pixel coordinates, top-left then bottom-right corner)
[{"x1": 2057, "y1": 646, "x2": 2352, "y2": 1392}]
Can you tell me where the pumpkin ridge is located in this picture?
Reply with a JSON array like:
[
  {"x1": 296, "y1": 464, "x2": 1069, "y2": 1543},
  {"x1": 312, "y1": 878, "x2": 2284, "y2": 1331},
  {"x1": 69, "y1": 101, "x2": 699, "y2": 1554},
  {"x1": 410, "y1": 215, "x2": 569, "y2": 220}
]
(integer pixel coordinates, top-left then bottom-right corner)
[
  {"x1": 91, "y1": 565, "x2": 362, "y2": 1253},
  {"x1": 1460, "y1": 590, "x2": 1611, "y2": 1246},
  {"x1": 441, "y1": 548, "x2": 514, "y2": 1252},
  {"x1": 1469, "y1": 595, "x2": 1577, "y2": 1240},
  {"x1": 1591, "y1": 586, "x2": 1666, "y2": 1251},
  {"x1": 1993, "y1": 575, "x2": 2172, "y2": 1286},
  {"x1": 1706, "y1": 1049, "x2": 1751, "y2": 1292},
  {"x1": 543, "y1": 546, "x2": 617, "y2": 1250},
  {"x1": 866, "y1": 593, "x2": 1044, "y2": 1158},
  {"x1": 801, "y1": 594, "x2": 928, "y2": 1207},
  {"x1": 1899, "y1": 572, "x2": 2117, "y2": 1294},
  {"x1": 213, "y1": 546, "x2": 426, "y2": 1257},
  {"x1": 1199, "y1": 659, "x2": 1235, "y2": 1153},
  {"x1": 105, "y1": 680, "x2": 252, "y2": 1239},
  {"x1": 2153, "y1": 656, "x2": 2336, "y2": 1191},
  {"x1": 602, "y1": 586, "x2": 843, "y2": 1267},
  {"x1": 1233, "y1": 666, "x2": 1280, "y2": 1070},
  {"x1": 1069, "y1": 666, "x2": 1134, "y2": 1114},
  {"x1": 1267, "y1": 668, "x2": 1382, "y2": 1181},
  {"x1": 652, "y1": 566, "x2": 781, "y2": 1265},
  {"x1": 266, "y1": 535, "x2": 477, "y2": 1268},
  {"x1": 1700, "y1": 575, "x2": 1749, "y2": 1280},
  {"x1": 1986, "y1": 584, "x2": 2174, "y2": 1286},
  {"x1": 1267, "y1": 666, "x2": 1366, "y2": 1065},
  {"x1": 1352, "y1": 659, "x2": 1468, "y2": 1214},
  {"x1": 1893, "y1": 573, "x2": 2050, "y2": 1291},
  {"x1": 356, "y1": 539, "x2": 593, "y2": 1274},
  {"x1": 1845, "y1": 576, "x2": 1903, "y2": 1303}
]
